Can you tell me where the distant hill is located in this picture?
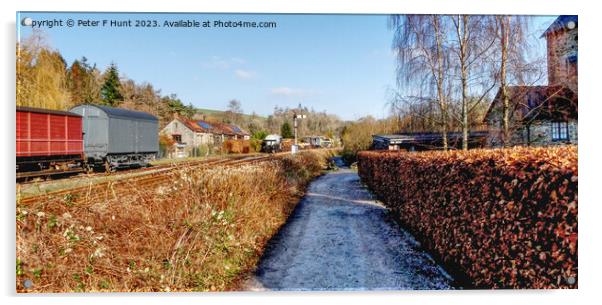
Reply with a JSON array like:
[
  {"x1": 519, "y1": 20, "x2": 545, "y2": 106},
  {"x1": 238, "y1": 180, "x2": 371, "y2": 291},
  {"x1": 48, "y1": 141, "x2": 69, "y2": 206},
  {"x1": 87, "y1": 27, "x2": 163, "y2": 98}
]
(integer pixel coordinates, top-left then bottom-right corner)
[{"x1": 195, "y1": 108, "x2": 267, "y2": 121}]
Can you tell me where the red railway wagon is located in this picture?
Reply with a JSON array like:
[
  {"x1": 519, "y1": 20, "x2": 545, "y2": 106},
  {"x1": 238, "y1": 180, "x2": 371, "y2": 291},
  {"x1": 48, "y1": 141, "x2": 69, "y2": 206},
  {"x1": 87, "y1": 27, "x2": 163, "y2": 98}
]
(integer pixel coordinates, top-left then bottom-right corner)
[{"x1": 16, "y1": 106, "x2": 84, "y2": 177}]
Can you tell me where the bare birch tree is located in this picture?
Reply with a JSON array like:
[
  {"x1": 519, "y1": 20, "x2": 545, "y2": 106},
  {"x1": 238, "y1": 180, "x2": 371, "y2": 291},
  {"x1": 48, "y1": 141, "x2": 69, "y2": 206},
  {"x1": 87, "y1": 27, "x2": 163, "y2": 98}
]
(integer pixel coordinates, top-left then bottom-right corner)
[
  {"x1": 390, "y1": 15, "x2": 451, "y2": 150},
  {"x1": 450, "y1": 15, "x2": 497, "y2": 150},
  {"x1": 491, "y1": 16, "x2": 530, "y2": 146}
]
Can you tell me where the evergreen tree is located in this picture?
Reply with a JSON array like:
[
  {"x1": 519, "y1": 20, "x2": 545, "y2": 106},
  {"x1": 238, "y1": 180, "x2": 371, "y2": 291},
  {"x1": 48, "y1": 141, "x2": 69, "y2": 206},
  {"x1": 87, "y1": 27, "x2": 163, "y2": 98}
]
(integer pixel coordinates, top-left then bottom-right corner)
[
  {"x1": 164, "y1": 94, "x2": 195, "y2": 118},
  {"x1": 100, "y1": 63, "x2": 123, "y2": 106},
  {"x1": 281, "y1": 121, "x2": 293, "y2": 138}
]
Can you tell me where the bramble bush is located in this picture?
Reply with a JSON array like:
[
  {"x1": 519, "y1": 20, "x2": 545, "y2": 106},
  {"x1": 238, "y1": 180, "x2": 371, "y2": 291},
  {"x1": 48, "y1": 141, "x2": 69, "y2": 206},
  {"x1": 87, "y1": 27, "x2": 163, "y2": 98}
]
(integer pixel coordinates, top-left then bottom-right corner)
[{"x1": 358, "y1": 146, "x2": 577, "y2": 289}]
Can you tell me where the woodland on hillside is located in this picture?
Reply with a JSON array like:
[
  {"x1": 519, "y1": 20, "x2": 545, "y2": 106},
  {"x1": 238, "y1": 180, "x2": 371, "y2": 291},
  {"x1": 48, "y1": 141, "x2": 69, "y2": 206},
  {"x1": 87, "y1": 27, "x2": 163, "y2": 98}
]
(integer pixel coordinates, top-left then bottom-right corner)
[{"x1": 16, "y1": 31, "x2": 346, "y2": 141}]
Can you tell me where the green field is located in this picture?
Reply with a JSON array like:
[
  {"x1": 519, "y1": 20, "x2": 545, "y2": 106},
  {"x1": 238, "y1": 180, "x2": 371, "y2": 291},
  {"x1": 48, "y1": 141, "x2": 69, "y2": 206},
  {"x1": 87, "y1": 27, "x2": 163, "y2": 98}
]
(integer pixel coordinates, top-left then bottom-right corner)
[{"x1": 195, "y1": 108, "x2": 266, "y2": 121}]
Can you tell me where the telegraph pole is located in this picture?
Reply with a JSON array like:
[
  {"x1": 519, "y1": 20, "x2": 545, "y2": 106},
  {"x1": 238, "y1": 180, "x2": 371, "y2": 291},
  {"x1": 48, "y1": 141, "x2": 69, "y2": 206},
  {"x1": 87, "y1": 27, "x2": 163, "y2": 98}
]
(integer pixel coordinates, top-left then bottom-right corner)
[{"x1": 292, "y1": 104, "x2": 306, "y2": 154}]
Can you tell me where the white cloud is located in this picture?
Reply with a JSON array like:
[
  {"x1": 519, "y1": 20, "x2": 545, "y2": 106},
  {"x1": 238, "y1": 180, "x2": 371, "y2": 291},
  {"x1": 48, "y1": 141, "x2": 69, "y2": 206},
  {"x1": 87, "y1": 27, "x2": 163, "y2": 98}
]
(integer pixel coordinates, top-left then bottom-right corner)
[
  {"x1": 270, "y1": 87, "x2": 318, "y2": 98},
  {"x1": 234, "y1": 69, "x2": 256, "y2": 80}
]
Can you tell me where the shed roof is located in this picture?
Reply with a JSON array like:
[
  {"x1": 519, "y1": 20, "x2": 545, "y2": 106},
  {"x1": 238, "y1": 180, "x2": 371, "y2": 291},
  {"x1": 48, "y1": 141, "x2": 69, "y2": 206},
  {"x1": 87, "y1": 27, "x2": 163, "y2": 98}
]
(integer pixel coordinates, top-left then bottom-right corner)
[
  {"x1": 373, "y1": 132, "x2": 488, "y2": 144},
  {"x1": 17, "y1": 106, "x2": 82, "y2": 117},
  {"x1": 541, "y1": 15, "x2": 578, "y2": 38},
  {"x1": 79, "y1": 105, "x2": 158, "y2": 121}
]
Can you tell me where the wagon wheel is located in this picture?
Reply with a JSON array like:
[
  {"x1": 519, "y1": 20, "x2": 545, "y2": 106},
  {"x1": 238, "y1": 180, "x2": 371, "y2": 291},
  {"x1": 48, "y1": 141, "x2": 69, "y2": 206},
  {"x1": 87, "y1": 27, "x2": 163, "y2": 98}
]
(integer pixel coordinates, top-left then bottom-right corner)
[
  {"x1": 104, "y1": 161, "x2": 115, "y2": 174},
  {"x1": 84, "y1": 163, "x2": 94, "y2": 174}
]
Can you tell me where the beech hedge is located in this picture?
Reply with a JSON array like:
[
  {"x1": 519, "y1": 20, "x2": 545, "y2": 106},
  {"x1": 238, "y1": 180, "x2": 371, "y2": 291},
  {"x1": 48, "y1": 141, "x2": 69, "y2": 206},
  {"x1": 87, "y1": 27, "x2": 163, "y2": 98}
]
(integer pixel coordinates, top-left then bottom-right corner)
[{"x1": 358, "y1": 146, "x2": 577, "y2": 289}]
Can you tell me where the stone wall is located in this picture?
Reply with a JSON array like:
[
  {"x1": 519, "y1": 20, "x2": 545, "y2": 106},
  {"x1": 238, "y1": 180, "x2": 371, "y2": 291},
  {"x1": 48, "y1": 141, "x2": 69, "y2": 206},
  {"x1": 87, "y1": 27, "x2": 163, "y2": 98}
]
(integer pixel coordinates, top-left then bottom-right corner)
[
  {"x1": 161, "y1": 120, "x2": 196, "y2": 146},
  {"x1": 161, "y1": 119, "x2": 215, "y2": 156},
  {"x1": 523, "y1": 119, "x2": 578, "y2": 146},
  {"x1": 546, "y1": 27, "x2": 578, "y2": 94},
  {"x1": 486, "y1": 118, "x2": 578, "y2": 147}
]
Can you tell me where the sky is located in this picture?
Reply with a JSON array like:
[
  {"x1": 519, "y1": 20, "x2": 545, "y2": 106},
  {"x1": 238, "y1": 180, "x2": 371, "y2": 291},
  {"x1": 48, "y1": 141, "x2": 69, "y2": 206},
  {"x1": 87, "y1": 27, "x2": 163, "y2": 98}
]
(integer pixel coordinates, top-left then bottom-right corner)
[{"x1": 17, "y1": 12, "x2": 557, "y2": 120}]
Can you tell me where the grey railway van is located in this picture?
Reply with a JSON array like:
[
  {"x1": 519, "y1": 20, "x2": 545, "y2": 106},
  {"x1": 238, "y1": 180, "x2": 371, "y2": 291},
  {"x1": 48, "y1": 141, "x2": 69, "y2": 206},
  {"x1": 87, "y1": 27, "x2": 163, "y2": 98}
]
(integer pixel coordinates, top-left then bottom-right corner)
[{"x1": 70, "y1": 104, "x2": 159, "y2": 170}]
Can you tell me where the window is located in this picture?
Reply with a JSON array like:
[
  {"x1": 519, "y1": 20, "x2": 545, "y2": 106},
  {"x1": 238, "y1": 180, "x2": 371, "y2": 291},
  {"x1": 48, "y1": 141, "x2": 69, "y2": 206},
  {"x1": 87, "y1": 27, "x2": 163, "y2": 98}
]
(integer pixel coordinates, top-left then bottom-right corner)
[
  {"x1": 172, "y1": 134, "x2": 182, "y2": 143},
  {"x1": 551, "y1": 122, "x2": 569, "y2": 141}
]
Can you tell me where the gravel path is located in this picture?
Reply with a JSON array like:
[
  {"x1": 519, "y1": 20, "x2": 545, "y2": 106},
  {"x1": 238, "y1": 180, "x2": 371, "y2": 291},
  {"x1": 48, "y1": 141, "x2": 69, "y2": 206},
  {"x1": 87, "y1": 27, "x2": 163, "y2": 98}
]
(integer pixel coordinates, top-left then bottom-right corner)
[{"x1": 245, "y1": 158, "x2": 454, "y2": 291}]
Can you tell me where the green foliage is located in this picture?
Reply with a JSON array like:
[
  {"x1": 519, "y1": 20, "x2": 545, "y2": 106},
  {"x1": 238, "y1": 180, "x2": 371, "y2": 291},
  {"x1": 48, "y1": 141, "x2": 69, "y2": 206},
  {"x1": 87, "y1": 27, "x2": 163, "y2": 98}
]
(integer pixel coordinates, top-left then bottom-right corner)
[
  {"x1": 249, "y1": 139, "x2": 262, "y2": 152},
  {"x1": 16, "y1": 259, "x2": 23, "y2": 276},
  {"x1": 100, "y1": 63, "x2": 124, "y2": 106},
  {"x1": 164, "y1": 94, "x2": 195, "y2": 118},
  {"x1": 249, "y1": 131, "x2": 268, "y2": 152},
  {"x1": 251, "y1": 130, "x2": 268, "y2": 140},
  {"x1": 71, "y1": 273, "x2": 85, "y2": 292},
  {"x1": 47, "y1": 215, "x2": 58, "y2": 229},
  {"x1": 340, "y1": 148, "x2": 358, "y2": 165},
  {"x1": 63, "y1": 194, "x2": 75, "y2": 207},
  {"x1": 32, "y1": 268, "x2": 43, "y2": 279},
  {"x1": 192, "y1": 144, "x2": 212, "y2": 157},
  {"x1": 99, "y1": 280, "x2": 111, "y2": 289},
  {"x1": 280, "y1": 122, "x2": 293, "y2": 138}
]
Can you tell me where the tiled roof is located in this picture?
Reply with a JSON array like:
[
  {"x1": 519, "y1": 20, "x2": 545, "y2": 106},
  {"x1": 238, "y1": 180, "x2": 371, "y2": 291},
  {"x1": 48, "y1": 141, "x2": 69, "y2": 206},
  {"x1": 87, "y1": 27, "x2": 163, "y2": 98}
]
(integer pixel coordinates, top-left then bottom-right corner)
[
  {"x1": 541, "y1": 15, "x2": 578, "y2": 37},
  {"x1": 210, "y1": 122, "x2": 250, "y2": 136},
  {"x1": 178, "y1": 118, "x2": 205, "y2": 133},
  {"x1": 177, "y1": 118, "x2": 249, "y2": 136},
  {"x1": 484, "y1": 85, "x2": 578, "y2": 122}
]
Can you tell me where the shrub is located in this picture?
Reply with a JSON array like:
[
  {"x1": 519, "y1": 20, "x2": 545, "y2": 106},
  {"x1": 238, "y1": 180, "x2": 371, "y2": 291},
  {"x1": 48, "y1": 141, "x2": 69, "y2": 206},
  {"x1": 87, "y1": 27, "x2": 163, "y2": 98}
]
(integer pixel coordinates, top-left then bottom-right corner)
[
  {"x1": 16, "y1": 150, "x2": 331, "y2": 292},
  {"x1": 358, "y1": 146, "x2": 577, "y2": 289},
  {"x1": 191, "y1": 144, "x2": 212, "y2": 157},
  {"x1": 223, "y1": 139, "x2": 251, "y2": 154},
  {"x1": 249, "y1": 139, "x2": 262, "y2": 153},
  {"x1": 340, "y1": 148, "x2": 357, "y2": 165}
]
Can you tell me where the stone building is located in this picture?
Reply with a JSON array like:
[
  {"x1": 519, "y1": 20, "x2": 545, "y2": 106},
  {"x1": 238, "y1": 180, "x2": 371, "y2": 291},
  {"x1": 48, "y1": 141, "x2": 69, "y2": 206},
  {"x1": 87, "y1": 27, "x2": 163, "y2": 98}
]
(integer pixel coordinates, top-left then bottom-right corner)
[
  {"x1": 160, "y1": 118, "x2": 215, "y2": 157},
  {"x1": 209, "y1": 121, "x2": 251, "y2": 142},
  {"x1": 544, "y1": 15, "x2": 578, "y2": 94},
  {"x1": 160, "y1": 117, "x2": 251, "y2": 158},
  {"x1": 484, "y1": 85, "x2": 577, "y2": 147},
  {"x1": 484, "y1": 15, "x2": 578, "y2": 147}
]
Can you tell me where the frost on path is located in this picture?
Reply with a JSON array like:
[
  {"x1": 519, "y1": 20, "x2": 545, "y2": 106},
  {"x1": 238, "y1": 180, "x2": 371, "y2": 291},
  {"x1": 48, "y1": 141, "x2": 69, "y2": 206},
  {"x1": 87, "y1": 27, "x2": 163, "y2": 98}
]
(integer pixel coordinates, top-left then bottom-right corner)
[{"x1": 246, "y1": 159, "x2": 454, "y2": 291}]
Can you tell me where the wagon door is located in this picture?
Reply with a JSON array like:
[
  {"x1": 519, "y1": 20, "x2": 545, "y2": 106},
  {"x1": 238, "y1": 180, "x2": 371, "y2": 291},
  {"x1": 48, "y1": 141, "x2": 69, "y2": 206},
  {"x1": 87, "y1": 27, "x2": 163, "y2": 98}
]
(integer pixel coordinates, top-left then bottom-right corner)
[
  {"x1": 76, "y1": 106, "x2": 109, "y2": 162},
  {"x1": 135, "y1": 120, "x2": 139, "y2": 154}
]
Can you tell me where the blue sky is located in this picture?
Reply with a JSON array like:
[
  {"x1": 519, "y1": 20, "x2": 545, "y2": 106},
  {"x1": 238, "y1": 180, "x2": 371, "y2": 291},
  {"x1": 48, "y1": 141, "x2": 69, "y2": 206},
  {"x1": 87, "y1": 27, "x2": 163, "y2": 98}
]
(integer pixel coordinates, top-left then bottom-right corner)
[{"x1": 17, "y1": 12, "x2": 557, "y2": 120}]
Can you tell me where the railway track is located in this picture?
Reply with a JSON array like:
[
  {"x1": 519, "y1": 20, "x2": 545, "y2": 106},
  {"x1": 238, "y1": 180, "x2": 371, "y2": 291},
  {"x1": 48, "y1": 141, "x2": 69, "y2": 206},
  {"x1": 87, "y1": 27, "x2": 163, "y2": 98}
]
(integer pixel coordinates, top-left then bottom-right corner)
[
  {"x1": 17, "y1": 152, "x2": 291, "y2": 206},
  {"x1": 16, "y1": 154, "x2": 251, "y2": 185},
  {"x1": 16, "y1": 168, "x2": 85, "y2": 180}
]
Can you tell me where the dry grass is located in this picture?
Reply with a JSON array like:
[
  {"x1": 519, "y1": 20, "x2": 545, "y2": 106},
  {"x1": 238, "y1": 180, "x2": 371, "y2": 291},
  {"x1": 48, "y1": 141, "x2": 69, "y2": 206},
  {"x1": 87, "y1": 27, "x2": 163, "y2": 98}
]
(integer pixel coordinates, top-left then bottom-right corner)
[{"x1": 16, "y1": 150, "x2": 333, "y2": 292}]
